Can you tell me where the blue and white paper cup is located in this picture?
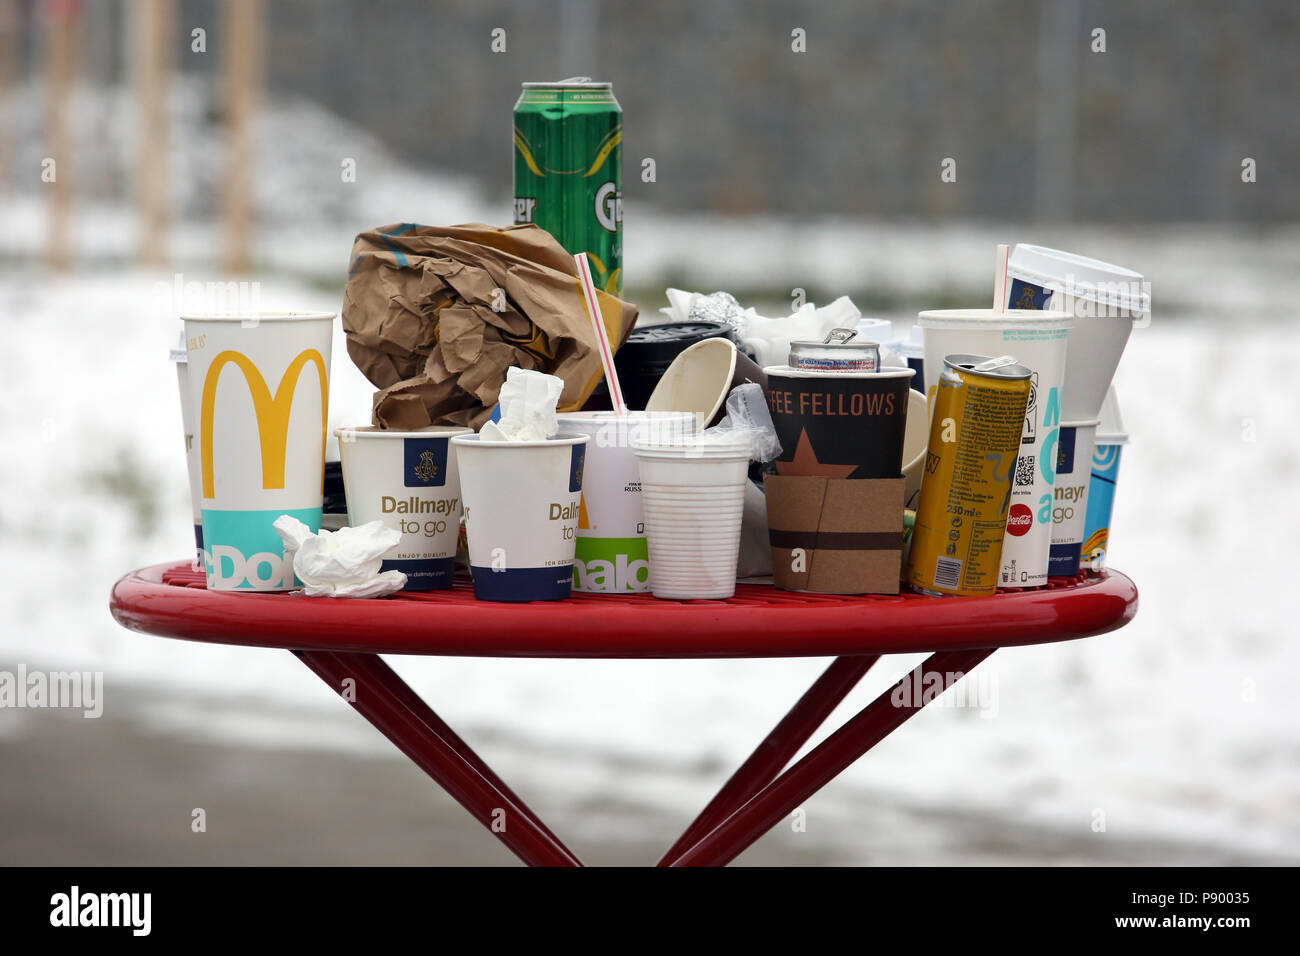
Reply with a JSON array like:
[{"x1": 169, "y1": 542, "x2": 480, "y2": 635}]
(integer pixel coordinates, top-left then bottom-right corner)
[
  {"x1": 183, "y1": 311, "x2": 334, "y2": 591},
  {"x1": 335, "y1": 426, "x2": 472, "y2": 591},
  {"x1": 1048, "y1": 419, "x2": 1099, "y2": 577},
  {"x1": 452, "y1": 433, "x2": 589, "y2": 602}
]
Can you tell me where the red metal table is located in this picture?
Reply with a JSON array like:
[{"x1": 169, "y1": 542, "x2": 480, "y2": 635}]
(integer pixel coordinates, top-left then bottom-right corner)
[{"x1": 110, "y1": 560, "x2": 1138, "y2": 866}]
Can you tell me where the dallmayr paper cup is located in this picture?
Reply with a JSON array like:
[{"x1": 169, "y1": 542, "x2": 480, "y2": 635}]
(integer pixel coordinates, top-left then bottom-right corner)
[
  {"x1": 335, "y1": 426, "x2": 472, "y2": 591},
  {"x1": 452, "y1": 433, "x2": 588, "y2": 602},
  {"x1": 1048, "y1": 419, "x2": 1099, "y2": 577},
  {"x1": 1082, "y1": 387, "x2": 1129, "y2": 572},
  {"x1": 556, "y1": 410, "x2": 696, "y2": 593},
  {"x1": 917, "y1": 308, "x2": 1072, "y2": 588},
  {"x1": 183, "y1": 311, "x2": 334, "y2": 591},
  {"x1": 170, "y1": 339, "x2": 203, "y2": 563},
  {"x1": 1005, "y1": 243, "x2": 1148, "y2": 422},
  {"x1": 633, "y1": 436, "x2": 751, "y2": 600}
]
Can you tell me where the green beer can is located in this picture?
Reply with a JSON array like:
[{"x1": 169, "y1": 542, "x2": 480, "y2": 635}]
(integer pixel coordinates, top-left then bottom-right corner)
[{"x1": 513, "y1": 78, "x2": 623, "y2": 295}]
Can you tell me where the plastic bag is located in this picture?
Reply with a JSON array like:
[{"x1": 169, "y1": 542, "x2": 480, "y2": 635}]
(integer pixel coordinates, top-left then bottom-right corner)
[{"x1": 700, "y1": 382, "x2": 782, "y2": 462}]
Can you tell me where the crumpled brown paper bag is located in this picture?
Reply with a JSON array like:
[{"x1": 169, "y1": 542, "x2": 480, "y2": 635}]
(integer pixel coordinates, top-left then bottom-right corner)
[{"x1": 342, "y1": 222, "x2": 638, "y2": 429}]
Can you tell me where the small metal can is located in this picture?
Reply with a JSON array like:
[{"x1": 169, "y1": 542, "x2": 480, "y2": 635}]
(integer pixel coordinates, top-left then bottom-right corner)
[
  {"x1": 513, "y1": 78, "x2": 623, "y2": 295},
  {"x1": 904, "y1": 354, "x2": 1032, "y2": 597},
  {"x1": 789, "y1": 328, "x2": 880, "y2": 371}
]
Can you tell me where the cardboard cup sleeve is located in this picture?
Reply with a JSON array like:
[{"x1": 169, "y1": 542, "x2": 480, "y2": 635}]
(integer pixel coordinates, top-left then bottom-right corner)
[{"x1": 764, "y1": 475, "x2": 904, "y2": 595}]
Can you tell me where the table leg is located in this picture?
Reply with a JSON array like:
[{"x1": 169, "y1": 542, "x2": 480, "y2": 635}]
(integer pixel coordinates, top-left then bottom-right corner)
[
  {"x1": 659, "y1": 654, "x2": 879, "y2": 865},
  {"x1": 293, "y1": 649, "x2": 582, "y2": 867},
  {"x1": 666, "y1": 648, "x2": 995, "y2": 867}
]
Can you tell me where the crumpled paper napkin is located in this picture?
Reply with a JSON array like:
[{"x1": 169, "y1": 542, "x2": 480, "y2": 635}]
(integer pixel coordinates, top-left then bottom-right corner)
[
  {"x1": 658, "y1": 288, "x2": 865, "y2": 368},
  {"x1": 479, "y1": 367, "x2": 565, "y2": 442},
  {"x1": 273, "y1": 515, "x2": 407, "y2": 598}
]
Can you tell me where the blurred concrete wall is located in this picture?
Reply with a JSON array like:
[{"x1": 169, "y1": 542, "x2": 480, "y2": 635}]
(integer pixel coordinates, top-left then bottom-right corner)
[{"x1": 15, "y1": 0, "x2": 1299, "y2": 222}]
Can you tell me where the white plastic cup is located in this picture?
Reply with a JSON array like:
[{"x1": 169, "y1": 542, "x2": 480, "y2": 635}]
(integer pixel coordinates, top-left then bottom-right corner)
[
  {"x1": 452, "y1": 433, "x2": 589, "y2": 602},
  {"x1": 183, "y1": 311, "x2": 334, "y2": 591},
  {"x1": 335, "y1": 426, "x2": 472, "y2": 591},
  {"x1": 917, "y1": 308, "x2": 1073, "y2": 589},
  {"x1": 1005, "y1": 243, "x2": 1149, "y2": 422},
  {"x1": 557, "y1": 410, "x2": 697, "y2": 594},
  {"x1": 633, "y1": 437, "x2": 752, "y2": 600},
  {"x1": 1048, "y1": 419, "x2": 1099, "y2": 577},
  {"x1": 170, "y1": 340, "x2": 203, "y2": 564}
]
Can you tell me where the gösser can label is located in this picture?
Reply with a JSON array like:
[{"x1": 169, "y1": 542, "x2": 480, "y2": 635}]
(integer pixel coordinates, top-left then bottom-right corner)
[
  {"x1": 513, "y1": 78, "x2": 622, "y2": 295},
  {"x1": 904, "y1": 354, "x2": 1031, "y2": 597}
]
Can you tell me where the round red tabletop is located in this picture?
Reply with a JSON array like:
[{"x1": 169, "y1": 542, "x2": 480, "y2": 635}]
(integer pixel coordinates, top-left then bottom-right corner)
[{"x1": 109, "y1": 561, "x2": 1137, "y2": 659}]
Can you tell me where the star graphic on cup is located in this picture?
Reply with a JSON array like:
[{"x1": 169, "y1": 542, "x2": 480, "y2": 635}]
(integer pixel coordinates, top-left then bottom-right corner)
[{"x1": 774, "y1": 429, "x2": 858, "y2": 478}]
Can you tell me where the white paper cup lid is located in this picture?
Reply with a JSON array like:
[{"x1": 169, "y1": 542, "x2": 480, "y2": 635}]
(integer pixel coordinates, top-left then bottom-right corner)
[
  {"x1": 1008, "y1": 244, "x2": 1149, "y2": 316},
  {"x1": 917, "y1": 308, "x2": 1073, "y2": 330}
]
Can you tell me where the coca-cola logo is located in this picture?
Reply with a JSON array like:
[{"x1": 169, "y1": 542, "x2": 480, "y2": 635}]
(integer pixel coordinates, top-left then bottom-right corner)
[{"x1": 1006, "y1": 504, "x2": 1033, "y2": 536}]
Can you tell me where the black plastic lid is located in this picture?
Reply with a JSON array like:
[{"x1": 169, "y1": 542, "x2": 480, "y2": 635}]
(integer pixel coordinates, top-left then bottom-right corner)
[{"x1": 617, "y1": 321, "x2": 733, "y2": 366}]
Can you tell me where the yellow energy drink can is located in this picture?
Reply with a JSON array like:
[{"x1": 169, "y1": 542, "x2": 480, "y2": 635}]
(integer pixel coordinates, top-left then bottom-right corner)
[{"x1": 904, "y1": 354, "x2": 1031, "y2": 597}]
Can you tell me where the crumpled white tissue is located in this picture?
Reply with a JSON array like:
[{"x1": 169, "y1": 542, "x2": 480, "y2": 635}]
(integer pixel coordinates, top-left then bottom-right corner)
[
  {"x1": 273, "y1": 515, "x2": 407, "y2": 598},
  {"x1": 658, "y1": 288, "x2": 866, "y2": 369},
  {"x1": 479, "y1": 366, "x2": 564, "y2": 441}
]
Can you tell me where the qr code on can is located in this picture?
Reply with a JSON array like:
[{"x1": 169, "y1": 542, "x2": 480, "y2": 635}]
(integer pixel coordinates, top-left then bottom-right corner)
[{"x1": 1015, "y1": 455, "x2": 1035, "y2": 486}]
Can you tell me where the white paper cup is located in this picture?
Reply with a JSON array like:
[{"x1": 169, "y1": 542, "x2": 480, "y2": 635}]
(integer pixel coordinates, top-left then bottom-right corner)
[
  {"x1": 335, "y1": 426, "x2": 472, "y2": 591},
  {"x1": 556, "y1": 411, "x2": 696, "y2": 593},
  {"x1": 633, "y1": 437, "x2": 751, "y2": 600},
  {"x1": 900, "y1": 388, "x2": 928, "y2": 508},
  {"x1": 452, "y1": 433, "x2": 589, "y2": 602},
  {"x1": 918, "y1": 308, "x2": 1072, "y2": 589},
  {"x1": 1005, "y1": 244, "x2": 1148, "y2": 422},
  {"x1": 645, "y1": 337, "x2": 768, "y2": 428},
  {"x1": 183, "y1": 311, "x2": 334, "y2": 591},
  {"x1": 170, "y1": 342, "x2": 203, "y2": 564},
  {"x1": 1048, "y1": 419, "x2": 1099, "y2": 577}
]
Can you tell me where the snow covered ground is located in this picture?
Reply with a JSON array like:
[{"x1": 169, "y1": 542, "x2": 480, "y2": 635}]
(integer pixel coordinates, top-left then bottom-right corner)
[{"x1": 1, "y1": 80, "x2": 1296, "y2": 863}]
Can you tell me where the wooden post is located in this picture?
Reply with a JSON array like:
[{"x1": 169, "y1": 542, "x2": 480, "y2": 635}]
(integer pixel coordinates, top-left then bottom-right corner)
[
  {"x1": 222, "y1": 0, "x2": 263, "y2": 274},
  {"x1": 0, "y1": 0, "x2": 18, "y2": 202},
  {"x1": 135, "y1": 0, "x2": 174, "y2": 267},
  {"x1": 44, "y1": 0, "x2": 79, "y2": 271}
]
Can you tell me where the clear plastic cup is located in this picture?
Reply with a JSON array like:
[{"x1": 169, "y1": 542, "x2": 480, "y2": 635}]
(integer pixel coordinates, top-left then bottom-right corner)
[
  {"x1": 556, "y1": 410, "x2": 696, "y2": 593},
  {"x1": 632, "y1": 436, "x2": 752, "y2": 600}
]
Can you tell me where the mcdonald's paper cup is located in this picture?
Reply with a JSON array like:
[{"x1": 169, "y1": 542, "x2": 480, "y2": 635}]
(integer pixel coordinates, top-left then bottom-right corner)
[
  {"x1": 632, "y1": 436, "x2": 752, "y2": 600},
  {"x1": 1082, "y1": 387, "x2": 1129, "y2": 571},
  {"x1": 452, "y1": 433, "x2": 588, "y2": 602},
  {"x1": 1048, "y1": 419, "x2": 1099, "y2": 577},
  {"x1": 917, "y1": 308, "x2": 1072, "y2": 588},
  {"x1": 183, "y1": 311, "x2": 334, "y2": 591},
  {"x1": 1004, "y1": 244, "x2": 1148, "y2": 422},
  {"x1": 170, "y1": 341, "x2": 203, "y2": 564},
  {"x1": 556, "y1": 411, "x2": 696, "y2": 593},
  {"x1": 335, "y1": 426, "x2": 472, "y2": 591}
]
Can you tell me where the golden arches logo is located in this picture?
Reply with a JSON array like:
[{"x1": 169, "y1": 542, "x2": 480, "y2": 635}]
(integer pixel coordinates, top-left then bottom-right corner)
[{"x1": 200, "y1": 349, "x2": 328, "y2": 498}]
